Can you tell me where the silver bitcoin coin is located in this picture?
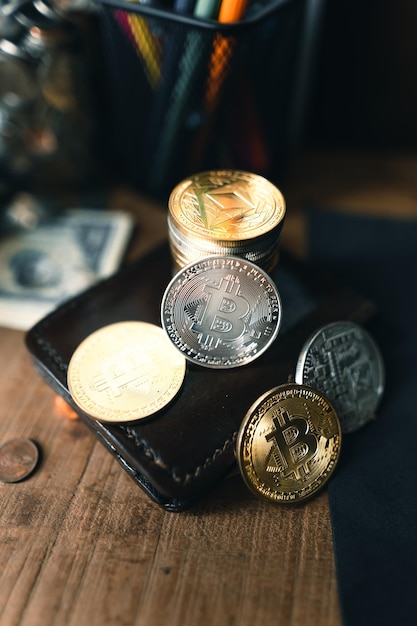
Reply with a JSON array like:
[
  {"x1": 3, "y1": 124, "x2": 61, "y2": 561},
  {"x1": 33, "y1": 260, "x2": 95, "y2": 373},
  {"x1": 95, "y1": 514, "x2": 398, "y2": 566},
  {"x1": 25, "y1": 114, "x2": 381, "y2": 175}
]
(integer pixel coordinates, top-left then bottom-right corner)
[
  {"x1": 295, "y1": 321, "x2": 385, "y2": 433},
  {"x1": 161, "y1": 256, "x2": 282, "y2": 369}
]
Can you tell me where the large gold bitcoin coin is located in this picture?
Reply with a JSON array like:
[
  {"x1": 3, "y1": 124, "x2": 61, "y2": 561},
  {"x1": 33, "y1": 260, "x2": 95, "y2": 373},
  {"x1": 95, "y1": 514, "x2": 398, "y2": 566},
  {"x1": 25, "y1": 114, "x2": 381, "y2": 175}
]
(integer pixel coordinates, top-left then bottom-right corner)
[
  {"x1": 168, "y1": 170, "x2": 285, "y2": 242},
  {"x1": 67, "y1": 321, "x2": 186, "y2": 423},
  {"x1": 236, "y1": 383, "x2": 342, "y2": 503}
]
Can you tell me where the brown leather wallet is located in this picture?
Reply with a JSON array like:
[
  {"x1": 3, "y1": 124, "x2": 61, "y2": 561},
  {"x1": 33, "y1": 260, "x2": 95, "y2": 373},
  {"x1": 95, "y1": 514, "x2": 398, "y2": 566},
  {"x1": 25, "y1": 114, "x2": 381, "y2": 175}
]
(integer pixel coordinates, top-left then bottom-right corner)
[{"x1": 25, "y1": 241, "x2": 375, "y2": 511}]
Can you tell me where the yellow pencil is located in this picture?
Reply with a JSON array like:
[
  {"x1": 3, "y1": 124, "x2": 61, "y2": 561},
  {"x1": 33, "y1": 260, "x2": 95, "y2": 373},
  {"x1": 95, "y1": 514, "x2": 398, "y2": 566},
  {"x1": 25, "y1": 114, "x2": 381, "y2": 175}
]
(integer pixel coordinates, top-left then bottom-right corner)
[{"x1": 126, "y1": 12, "x2": 162, "y2": 89}]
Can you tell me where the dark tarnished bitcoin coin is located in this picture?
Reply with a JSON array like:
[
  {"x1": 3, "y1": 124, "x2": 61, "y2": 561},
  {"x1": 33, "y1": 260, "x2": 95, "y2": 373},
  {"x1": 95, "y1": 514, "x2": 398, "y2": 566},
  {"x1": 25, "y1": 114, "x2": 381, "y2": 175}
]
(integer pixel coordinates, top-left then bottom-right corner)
[
  {"x1": 0, "y1": 438, "x2": 40, "y2": 483},
  {"x1": 67, "y1": 321, "x2": 186, "y2": 423},
  {"x1": 295, "y1": 321, "x2": 385, "y2": 433},
  {"x1": 237, "y1": 383, "x2": 342, "y2": 504},
  {"x1": 161, "y1": 255, "x2": 282, "y2": 368}
]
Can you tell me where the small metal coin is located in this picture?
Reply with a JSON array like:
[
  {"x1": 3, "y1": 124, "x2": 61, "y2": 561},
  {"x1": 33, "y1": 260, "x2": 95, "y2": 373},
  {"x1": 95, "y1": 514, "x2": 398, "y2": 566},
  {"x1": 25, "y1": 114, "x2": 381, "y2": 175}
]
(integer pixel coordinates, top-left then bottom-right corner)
[
  {"x1": 236, "y1": 383, "x2": 342, "y2": 504},
  {"x1": 161, "y1": 256, "x2": 282, "y2": 369},
  {"x1": 295, "y1": 321, "x2": 385, "y2": 433},
  {"x1": 0, "y1": 438, "x2": 40, "y2": 483},
  {"x1": 67, "y1": 321, "x2": 187, "y2": 423}
]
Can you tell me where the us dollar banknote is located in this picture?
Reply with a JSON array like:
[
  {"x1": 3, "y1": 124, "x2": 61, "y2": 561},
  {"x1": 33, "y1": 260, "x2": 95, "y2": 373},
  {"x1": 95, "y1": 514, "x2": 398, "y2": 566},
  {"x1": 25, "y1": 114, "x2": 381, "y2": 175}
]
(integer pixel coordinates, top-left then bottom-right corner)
[{"x1": 0, "y1": 208, "x2": 133, "y2": 330}]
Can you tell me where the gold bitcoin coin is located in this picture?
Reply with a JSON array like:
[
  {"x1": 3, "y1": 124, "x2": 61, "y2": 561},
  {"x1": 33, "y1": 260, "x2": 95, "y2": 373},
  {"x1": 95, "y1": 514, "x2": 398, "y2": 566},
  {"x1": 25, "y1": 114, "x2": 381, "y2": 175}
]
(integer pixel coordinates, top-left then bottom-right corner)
[
  {"x1": 236, "y1": 383, "x2": 342, "y2": 504},
  {"x1": 168, "y1": 170, "x2": 286, "y2": 243},
  {"x1": 67, "y1": 321, "x2": 186, "y2": 423}
]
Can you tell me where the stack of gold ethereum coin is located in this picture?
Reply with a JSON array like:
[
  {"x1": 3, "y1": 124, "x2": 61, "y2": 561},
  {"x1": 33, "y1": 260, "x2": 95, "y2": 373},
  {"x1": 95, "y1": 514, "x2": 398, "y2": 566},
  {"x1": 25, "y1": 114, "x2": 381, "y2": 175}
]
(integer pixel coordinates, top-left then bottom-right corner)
[{"x1": 168, "y1": 170, "x2": 286, "y2": 273}]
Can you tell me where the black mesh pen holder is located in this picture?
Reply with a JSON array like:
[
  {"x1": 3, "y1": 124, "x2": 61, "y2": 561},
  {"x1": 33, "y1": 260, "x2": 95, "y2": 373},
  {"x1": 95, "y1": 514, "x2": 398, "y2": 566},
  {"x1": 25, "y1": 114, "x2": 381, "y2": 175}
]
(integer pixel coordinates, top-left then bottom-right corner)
[{"x1": 95, "y1": 0, "x2": 309, "y2": 199}]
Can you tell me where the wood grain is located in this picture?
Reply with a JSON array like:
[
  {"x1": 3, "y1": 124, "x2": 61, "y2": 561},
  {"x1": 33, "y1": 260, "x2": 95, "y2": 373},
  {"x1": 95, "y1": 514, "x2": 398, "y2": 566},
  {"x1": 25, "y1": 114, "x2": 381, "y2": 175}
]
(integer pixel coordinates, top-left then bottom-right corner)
[
  {"x1": 9, "y1": 149, "x2": 411, "y2": 626},
  {"x1": 0, "y1": 328, "x2": 340, "y2": 625}
]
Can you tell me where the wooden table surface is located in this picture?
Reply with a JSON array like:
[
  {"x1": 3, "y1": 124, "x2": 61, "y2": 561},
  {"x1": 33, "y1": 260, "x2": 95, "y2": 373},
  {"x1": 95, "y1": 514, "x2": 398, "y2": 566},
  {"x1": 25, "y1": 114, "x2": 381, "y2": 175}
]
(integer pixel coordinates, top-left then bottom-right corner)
[{"x1": 1, "y1": 150, "x2": 416, "y2": 626}]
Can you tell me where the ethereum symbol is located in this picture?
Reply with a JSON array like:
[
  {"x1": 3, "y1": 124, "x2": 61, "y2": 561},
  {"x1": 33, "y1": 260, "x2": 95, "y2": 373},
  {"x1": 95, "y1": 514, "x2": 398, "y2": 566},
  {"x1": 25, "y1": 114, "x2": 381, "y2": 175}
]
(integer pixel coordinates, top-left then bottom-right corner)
[{"x1": 196, "y1": 185, "x2": 256, "y2": 232}]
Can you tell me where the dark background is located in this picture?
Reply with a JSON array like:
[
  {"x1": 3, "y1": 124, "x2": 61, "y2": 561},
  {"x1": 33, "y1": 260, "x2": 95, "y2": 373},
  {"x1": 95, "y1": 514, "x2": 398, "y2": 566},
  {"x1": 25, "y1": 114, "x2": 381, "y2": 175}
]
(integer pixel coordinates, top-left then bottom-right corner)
[{"x1": 304, "y1": 0, "x2": 417, "y2": 152}]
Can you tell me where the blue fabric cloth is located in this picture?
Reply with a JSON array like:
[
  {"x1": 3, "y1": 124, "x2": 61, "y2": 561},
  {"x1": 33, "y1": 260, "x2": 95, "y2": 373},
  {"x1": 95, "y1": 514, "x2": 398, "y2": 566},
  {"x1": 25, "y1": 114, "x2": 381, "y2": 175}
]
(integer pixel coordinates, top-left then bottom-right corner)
[{"x1": 307, "y1": 208, "x2": 417, "y2": 626}]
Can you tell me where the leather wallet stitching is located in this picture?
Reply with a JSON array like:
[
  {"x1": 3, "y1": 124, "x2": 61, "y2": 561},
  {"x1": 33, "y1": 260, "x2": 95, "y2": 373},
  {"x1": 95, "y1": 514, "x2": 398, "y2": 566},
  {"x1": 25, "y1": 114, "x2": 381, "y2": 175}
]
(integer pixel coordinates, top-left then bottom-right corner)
[
  {"x1": 123, "y1": 425, "x2": 238, "y2": 485},
  {"x1": 36, "y1": 338, "x2": 68, "y2": 372},
  {"x1": 30, "y1": 332, "x2": 235, "y2": 485},
  {"x1": 185, "y1": 431, "x2": 238, "y2": 485}
]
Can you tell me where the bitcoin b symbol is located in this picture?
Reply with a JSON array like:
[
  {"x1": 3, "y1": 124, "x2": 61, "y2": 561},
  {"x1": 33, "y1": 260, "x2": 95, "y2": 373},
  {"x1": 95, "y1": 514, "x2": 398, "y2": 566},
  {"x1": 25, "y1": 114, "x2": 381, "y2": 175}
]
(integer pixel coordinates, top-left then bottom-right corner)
[
  {"x1": 192, "y1": 276, "x2": 249, "y2": 343},
  {"x1": 266, "y1": 410, "x2": 318, "y2": 479}
]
